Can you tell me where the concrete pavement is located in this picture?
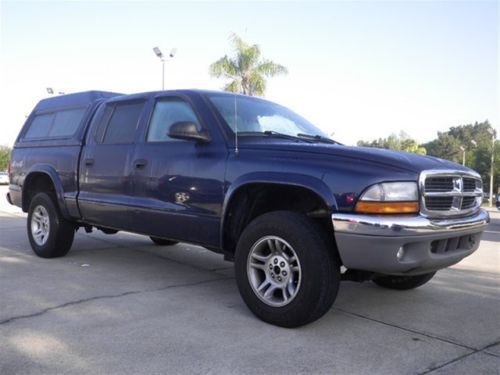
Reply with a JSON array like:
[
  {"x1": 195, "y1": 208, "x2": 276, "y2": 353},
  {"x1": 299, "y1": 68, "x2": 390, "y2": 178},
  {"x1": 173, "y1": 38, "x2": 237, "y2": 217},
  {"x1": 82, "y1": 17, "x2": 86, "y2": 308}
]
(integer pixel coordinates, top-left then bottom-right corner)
[{"x1": 0, "y1": 186, "x2": 499, "y2": 374}]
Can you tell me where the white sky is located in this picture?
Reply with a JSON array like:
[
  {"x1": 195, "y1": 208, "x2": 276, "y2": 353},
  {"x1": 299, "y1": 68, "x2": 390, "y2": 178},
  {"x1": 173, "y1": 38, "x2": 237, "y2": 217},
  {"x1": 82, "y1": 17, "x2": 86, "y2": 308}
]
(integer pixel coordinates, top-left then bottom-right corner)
[{"x1": 0, "y1": 0, "x2": 498, "y2": 147}]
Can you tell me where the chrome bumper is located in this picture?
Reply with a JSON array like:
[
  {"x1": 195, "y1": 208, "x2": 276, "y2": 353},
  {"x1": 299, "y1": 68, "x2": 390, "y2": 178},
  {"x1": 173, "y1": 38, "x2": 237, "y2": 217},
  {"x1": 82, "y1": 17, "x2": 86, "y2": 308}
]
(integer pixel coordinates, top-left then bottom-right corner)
[
  {"x1": 331, "y1": 209, "x2": 490, "y2": 275},
  {"x1": 332, "y1": 209, "x2": 490, "y2": 237}
]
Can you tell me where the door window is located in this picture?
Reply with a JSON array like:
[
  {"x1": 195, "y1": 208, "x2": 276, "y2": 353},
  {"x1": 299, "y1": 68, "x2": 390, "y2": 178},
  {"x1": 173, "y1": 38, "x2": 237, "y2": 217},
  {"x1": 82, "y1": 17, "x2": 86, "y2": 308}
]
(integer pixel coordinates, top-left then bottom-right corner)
[
  {"x1": 147, "y1": 99, "x2": 200, "y2": 142},
  {"x1": 102, "y1": 101, "x2": 145, "y2": 144}
]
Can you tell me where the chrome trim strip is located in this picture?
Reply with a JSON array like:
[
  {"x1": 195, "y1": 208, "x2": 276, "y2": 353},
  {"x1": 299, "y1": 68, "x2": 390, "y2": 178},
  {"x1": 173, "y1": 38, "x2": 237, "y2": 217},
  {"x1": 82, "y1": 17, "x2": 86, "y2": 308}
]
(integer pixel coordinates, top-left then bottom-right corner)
[
  {"x1": 424, "y1": 191, "x2": 482, "y2": 197},
  {"x1": 332, "y1": 209, "x2": 489, "y2": 237}
]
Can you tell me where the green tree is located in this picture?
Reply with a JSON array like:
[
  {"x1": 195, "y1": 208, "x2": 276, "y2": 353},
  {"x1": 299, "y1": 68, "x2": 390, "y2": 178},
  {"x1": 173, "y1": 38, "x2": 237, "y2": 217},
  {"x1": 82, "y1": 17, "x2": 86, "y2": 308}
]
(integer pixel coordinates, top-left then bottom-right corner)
[
  {"x1": 209, "y1": 33, "x2": 288, "y2": 96},
  {"x1": 423, "y1": 121, "x2": 499, "y2": 195},
  {"x1": 0, "y1": 146, "x2": 11, "y2": 171},
  {"x1": 357, "y1": 131, "x2": 426, "y2": 155}
]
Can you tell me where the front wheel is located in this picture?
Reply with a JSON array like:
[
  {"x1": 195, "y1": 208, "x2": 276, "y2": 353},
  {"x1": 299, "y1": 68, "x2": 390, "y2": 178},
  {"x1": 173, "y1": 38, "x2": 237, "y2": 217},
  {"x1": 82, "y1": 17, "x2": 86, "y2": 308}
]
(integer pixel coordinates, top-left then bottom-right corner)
[
  {"x1": 235, "y1": 211, "x2": 340, "y2": 328},
  {"x1": 372, "y1": 272, "x2": 436, "y2": 290},
  {"x1": 27, "y1": 192, "x2": 75, "y2": 258}
]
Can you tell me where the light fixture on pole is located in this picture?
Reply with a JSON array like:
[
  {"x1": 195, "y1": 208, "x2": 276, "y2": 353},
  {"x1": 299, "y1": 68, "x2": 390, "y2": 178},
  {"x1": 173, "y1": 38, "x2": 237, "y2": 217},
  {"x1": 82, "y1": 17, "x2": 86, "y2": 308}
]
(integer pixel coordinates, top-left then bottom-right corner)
[
  {"x1": 153, "y1": 46, "x2": 176, "y2": 90},
  {"x1": 460, "y1": 140, "x2": 477, "y2": 166},
  {"x1": 46, "y1": 87, "x2": 65, "y2": 95},
  {"x1": 486, "y1": 128, "x2": 496, "y2": 208}
]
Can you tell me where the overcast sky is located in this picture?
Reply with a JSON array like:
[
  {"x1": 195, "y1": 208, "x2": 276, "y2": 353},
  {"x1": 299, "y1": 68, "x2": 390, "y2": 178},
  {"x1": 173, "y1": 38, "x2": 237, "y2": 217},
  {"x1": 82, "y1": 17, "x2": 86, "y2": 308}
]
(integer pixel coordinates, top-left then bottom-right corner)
[{"x1": 0, "y1": 0, "x2": 498, "y2": 146}]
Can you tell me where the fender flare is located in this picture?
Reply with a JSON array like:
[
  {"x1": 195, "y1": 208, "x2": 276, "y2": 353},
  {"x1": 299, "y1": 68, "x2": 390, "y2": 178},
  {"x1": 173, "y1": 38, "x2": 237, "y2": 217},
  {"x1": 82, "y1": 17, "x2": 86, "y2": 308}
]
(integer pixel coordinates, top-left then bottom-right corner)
[
  {"x1": 23, "y1": 164, "x2": 71, "y2": 219},
  {"x1": 220, "y1": 172, "x2": 338, "y2": 249}
]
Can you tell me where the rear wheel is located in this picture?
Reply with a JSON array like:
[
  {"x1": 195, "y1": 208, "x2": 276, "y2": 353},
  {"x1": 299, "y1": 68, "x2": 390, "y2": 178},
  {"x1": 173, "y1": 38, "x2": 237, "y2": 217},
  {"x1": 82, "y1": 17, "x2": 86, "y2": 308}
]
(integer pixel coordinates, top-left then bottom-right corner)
[
  {"x1": 235, "y1": 211, "x2": 340, "y2": 328},
  {"x1": 149, "y1": 237, "x2": 179, "y2": 246},
  {"x1": 372, "y1": 272, "x2": 436, "y2": 290},
  {"x1": 27, "y1": 192, "x2": 75, "y2": 258}
]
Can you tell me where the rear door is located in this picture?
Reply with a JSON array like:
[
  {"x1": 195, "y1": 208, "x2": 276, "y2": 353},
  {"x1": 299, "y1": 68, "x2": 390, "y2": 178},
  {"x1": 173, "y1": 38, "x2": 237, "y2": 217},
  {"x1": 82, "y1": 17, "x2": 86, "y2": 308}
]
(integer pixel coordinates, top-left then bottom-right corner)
[{"x1": 78, "y1": 97, "x2": 148, "y2": 230}]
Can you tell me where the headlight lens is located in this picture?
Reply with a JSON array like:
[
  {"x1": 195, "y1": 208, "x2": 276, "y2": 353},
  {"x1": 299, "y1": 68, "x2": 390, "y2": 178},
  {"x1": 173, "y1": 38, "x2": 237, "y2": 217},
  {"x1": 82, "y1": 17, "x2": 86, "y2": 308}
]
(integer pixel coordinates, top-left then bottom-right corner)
[{"x1": 355, "y1": 182, "x2": 419, "y2": 214}]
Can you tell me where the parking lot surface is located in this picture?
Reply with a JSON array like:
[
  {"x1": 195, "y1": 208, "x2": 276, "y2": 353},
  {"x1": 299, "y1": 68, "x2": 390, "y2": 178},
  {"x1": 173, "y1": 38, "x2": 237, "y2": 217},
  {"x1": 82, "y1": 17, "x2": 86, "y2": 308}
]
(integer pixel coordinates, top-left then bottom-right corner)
[{"x1": 0, "y1": 186, "x2": 499, "y2": 374}]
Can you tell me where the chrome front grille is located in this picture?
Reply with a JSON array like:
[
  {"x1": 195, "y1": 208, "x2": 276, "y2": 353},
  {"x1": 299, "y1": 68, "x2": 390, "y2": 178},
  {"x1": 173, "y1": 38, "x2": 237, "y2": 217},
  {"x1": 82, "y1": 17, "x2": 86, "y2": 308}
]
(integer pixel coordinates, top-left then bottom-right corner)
[{"x1": 420, "y1": 170, "x2": 483, "y2": 217}]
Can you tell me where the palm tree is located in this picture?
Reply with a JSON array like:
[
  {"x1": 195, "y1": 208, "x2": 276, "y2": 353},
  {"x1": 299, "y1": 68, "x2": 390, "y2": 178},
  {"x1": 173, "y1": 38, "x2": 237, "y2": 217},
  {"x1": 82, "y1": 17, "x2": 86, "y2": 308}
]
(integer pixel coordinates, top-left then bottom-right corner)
[{"x1": 209, "y1": 33, "x2": 288, "y2": 96}]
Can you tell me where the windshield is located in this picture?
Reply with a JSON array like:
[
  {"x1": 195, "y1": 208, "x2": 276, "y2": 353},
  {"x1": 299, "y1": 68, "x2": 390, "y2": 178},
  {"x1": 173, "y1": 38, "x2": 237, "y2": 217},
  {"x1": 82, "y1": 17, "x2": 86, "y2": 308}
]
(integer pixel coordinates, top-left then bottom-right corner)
[{"x1": 207, "y1": 94, "x2": 329, "y2": 139}]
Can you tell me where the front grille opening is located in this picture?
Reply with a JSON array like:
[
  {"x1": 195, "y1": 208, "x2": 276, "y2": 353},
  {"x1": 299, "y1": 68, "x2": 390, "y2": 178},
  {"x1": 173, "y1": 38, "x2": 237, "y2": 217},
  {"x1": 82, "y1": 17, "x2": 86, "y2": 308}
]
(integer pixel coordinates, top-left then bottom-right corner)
[
  {"x1": 461, "y1": 196, "x2": 477, "y2": 209},
  {"x1": 425, "y1": 177, "x2": 453, "y2": 192},
  {"x1": 430, "y1": 235, "x2": 477, "y2": 254},
  {"x1": 425, "y1": 196, "x2": 453, "y2": 211},
  {"x1": 463, "y1": 178, "x2": 477, "y2": 192},
  {"x1": 421, "y1": 172, "x2": 482, "y2": 216}
]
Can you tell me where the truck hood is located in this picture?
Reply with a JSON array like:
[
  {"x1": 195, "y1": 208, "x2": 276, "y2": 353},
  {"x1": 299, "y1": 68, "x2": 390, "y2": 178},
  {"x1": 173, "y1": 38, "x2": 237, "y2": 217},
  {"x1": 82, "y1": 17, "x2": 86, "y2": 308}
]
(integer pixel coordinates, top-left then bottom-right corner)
[{"x1": 238, "y1": 139, "x2": 470, "y2": 174}]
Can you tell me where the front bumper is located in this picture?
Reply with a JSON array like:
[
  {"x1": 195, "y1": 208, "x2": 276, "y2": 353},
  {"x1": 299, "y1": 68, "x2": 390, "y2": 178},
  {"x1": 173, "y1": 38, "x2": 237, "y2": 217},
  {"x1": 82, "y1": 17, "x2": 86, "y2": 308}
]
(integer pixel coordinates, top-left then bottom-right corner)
[{"x1": 332, "y1": 209, "x2": 490, "y2": 275}]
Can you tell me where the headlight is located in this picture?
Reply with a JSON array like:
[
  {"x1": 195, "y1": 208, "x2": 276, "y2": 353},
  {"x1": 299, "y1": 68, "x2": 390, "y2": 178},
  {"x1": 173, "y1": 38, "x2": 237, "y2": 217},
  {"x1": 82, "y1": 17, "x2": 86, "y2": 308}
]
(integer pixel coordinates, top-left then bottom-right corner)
[{"x1": 355, "y1": 182, "x2": 419, "y2": 214}]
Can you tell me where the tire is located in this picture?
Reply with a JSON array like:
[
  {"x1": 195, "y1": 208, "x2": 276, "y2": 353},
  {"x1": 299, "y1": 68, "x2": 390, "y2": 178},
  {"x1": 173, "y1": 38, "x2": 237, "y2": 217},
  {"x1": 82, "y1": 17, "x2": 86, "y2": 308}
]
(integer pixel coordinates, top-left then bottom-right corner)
[
  {"x1": 27, "y1": 192, "x2": 75, "y2": 258},
  {"x1": 235, "y1": 211, "x2": 340, "y2": 328},
  {"x1": 149, "y1": 237, "x2": 179, "y2": 246},
  {"x1": 372, "y1": 272, "x2": 436, "y2": 290}
]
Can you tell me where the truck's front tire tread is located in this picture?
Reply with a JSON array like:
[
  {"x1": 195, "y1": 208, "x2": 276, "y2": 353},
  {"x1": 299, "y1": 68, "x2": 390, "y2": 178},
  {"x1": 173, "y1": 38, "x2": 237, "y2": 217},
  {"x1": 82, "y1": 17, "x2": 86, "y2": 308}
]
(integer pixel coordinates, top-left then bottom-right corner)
[{"x1": 235, "y1": 211, "x2": 340, "y2": 328}]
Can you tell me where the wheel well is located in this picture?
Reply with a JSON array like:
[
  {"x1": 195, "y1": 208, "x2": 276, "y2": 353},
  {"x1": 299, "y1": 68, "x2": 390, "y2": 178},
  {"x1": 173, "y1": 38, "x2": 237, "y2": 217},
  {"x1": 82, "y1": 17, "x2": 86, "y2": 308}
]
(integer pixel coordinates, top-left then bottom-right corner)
[
  {"x1": 223, "y1": 184, "x2": 333, "y2": 255},
  {"x1": 22, "y1": 173, "x2": 56, "y2": 212}
]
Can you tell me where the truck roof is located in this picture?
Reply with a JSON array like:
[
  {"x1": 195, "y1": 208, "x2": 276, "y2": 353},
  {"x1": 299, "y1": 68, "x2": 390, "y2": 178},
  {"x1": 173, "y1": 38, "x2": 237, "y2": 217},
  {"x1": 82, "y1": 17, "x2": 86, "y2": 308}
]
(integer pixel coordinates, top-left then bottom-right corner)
[{"x1": 34, "y1": 91, "x2": 123, "y2": 112}]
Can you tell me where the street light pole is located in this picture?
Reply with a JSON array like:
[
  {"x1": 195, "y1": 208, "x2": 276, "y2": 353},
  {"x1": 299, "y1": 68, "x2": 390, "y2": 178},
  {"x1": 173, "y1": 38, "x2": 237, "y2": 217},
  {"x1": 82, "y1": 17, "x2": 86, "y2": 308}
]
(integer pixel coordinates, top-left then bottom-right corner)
[
  {"x1": 161, "y1": 59, "x2": 165, "y2": 90},
  {"x1": 153, "y1": 46, "x2": 176, "y2": 90},
  {"x1": 459, "y1": 140, "x2": 476, "y2": 167},
  {"x1": 487, "y1": 128, "x2": 496, "y2": 208}
]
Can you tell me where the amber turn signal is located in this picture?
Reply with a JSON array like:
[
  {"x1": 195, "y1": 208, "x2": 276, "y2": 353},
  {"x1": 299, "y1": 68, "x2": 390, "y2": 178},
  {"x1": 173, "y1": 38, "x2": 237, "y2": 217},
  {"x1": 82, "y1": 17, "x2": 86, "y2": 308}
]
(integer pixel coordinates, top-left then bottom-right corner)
[{"x1": 355, "y1": 201, "x2": 419, "y2": 214}]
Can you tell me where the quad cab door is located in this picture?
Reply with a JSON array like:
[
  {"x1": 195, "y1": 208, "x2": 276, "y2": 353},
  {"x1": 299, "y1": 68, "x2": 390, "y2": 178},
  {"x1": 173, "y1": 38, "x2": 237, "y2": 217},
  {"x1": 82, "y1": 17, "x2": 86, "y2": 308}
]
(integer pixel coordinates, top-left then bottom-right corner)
[
  {"x1": 78, "y1": 97, "x2": 148, "y2": 230},
  {"x1": 131, "y1": 94, "x2": 227, "y2": 247}
]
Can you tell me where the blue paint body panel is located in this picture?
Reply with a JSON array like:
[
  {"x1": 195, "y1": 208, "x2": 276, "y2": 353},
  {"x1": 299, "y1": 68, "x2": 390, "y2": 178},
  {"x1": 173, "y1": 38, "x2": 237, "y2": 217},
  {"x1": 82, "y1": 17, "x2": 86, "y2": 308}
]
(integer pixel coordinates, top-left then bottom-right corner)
[{"x1": 9, "y1": 89, "x2": 474, "y2": 253}]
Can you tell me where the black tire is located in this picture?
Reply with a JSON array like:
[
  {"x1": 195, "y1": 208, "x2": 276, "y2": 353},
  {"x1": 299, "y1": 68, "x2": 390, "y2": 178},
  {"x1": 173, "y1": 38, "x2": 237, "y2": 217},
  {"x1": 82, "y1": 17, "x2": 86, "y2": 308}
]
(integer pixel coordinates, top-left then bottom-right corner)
[
  {"x1": 149, "y1": 237, "x2": 179, "y2": 246},
  {"x1": 372, "y1": 272, "x2": 436, "y2": 290},
  {"x1": 235, "y1": 211, "x2": 340, "y2": 328},
  {"x1": 27, "y1": 192, "x2": 75, "y2": 258}
]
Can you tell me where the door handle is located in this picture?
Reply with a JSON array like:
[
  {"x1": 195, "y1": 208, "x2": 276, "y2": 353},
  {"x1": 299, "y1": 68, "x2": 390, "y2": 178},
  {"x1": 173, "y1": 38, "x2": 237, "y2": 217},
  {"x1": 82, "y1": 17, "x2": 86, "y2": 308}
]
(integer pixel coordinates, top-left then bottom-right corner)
[
  {"x1": 85, "y1": 158, "x2": 94, "y2": 166},
  {"x1": 134, "y1": 159, "x2": 147, "y2": 169}
]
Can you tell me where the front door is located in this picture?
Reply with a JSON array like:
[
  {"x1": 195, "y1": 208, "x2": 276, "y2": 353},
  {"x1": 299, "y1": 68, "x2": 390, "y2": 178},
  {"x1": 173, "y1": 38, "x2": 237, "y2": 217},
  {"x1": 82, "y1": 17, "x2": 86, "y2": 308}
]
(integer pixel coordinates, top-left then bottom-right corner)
[{"x1": 131, "y1": 95, "x2": 226, "y2": 247}]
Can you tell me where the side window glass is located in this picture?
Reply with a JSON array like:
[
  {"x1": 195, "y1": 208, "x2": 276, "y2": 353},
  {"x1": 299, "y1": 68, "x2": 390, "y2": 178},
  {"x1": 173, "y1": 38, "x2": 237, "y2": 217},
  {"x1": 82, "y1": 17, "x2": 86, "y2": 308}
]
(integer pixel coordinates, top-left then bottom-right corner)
[
  {"x1": 49, "y1": 108, "x2": 86, "y2": 137},
  {"x1": 24, "y1": 108, "x2": 86, "y2": 140},
  {"x1": 24, "y1": 113, "x2": 54, "y2": 139},
  {"x1": 102, "y1": 101, "x2": 145, "y2": 144},
  {"x1": 147, "y1": 99, "x2": 200, "y2": 142},
  {"x1": 93, "y1": 105, "x2": 113, "y2": 143}
]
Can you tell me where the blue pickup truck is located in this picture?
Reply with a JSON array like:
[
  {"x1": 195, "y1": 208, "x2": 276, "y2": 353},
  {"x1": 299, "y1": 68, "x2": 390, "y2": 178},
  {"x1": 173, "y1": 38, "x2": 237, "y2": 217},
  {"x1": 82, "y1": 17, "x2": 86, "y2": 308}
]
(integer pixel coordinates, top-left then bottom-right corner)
[{"x1": 7, "y1": 90, "x2": 490, "y2": 327}]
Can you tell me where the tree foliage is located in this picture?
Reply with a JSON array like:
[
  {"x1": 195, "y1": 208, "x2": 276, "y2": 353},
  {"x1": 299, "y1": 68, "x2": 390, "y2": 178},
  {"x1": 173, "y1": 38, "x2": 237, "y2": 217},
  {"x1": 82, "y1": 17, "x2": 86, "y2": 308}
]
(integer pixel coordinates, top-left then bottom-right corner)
[
  {"x1": 357, "y1": 131, "x2": 427, "y2": 155},
  {"x1": 209, "y1": 33, "x2": 288, "y2": 96},
  {"x1": 357, "y1": 122, "x2": 499, "y2": 195},
  {"x1": 423, "y1": 121, "x2": 499, "y2": 194},
  {"x1": 0, "y1": 146, "x2": 11, "y2": 171}
]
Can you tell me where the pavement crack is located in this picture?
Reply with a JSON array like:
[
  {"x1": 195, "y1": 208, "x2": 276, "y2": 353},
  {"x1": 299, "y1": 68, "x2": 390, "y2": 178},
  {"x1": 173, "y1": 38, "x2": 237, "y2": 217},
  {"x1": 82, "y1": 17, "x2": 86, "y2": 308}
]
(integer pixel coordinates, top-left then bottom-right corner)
[
  {"x1": 337, "y1": 307, "x2": 500, "y2": 373},
  {"x1": 0, "y1": 276, "x2": 232, "y2": 326},
  {"x1": 334, "y1": 307, "x2": 476, "y2": 351},
  {"x1": 419, "y1": 340, "x2": 500, "y2": 374}
]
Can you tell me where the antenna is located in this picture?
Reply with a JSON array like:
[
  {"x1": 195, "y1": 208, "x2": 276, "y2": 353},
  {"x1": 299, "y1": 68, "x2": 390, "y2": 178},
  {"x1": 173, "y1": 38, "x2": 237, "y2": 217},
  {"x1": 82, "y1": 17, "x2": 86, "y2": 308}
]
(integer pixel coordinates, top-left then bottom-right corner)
[{"x1": 234, "y1": 93, "x2": 239, "y2": 156}]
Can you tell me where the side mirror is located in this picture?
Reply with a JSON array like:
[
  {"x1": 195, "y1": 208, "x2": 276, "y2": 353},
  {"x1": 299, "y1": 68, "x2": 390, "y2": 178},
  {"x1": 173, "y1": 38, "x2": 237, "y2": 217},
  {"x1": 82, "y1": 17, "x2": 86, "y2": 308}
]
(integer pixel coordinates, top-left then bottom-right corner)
[{"x1": 167, "y1": 121, "x2": 211, "y2": 143}]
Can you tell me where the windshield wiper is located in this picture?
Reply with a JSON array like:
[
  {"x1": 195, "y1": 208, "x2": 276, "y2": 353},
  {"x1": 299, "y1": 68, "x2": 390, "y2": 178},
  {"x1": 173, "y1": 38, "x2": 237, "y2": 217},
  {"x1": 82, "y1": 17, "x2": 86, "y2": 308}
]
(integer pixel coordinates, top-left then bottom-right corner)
[
  {"x1": 297, "y1": 133, "x2": 341, "y2": 144},
  {"x1": 238, "y1": 131, "x2": 314, "y2": 143},
  {"x1": 264, "y1": 130, "x2": 314, "y2": 142}
]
